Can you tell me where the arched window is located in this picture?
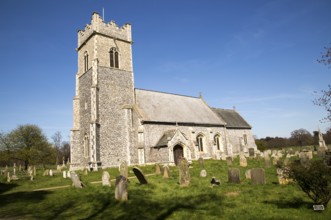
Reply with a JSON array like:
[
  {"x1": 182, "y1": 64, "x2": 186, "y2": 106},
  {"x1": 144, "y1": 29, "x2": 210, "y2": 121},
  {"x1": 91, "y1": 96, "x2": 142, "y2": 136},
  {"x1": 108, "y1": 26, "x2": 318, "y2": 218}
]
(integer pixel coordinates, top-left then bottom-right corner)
[
  {"x1": 84, "y1": 51, "x2": 89, "y2": 72},
  {"x1": 196, "y1": 134, "x2": 204, "y2": 152},
  {"x1": 214, "y1": 135, "x2": 221, "y2": 150},
  {"x1": 243, "y1": 134, "x2": 248, "y2": 145},
  {"x1": 109, "y1": 48, "x2": 119, "y2": 68},
  {"x1": 84, "y1": 133, "x2": 90, "y2": 158}
]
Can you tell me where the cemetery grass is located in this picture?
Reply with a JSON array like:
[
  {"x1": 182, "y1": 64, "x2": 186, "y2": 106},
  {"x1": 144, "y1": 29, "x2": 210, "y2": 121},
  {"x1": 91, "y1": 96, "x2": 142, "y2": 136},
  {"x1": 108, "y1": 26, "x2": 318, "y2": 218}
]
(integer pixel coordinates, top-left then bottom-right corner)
[{"x1": 0, "y1": 159, "x2": 330, "y2": 220}]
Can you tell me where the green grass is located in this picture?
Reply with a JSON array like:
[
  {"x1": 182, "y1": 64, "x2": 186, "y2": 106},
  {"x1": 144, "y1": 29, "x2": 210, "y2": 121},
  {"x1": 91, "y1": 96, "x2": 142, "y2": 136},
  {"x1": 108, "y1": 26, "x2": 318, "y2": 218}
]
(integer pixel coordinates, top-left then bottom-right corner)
[{"x1": 0, "y1": 158, "x2": 330, "y2": 219}]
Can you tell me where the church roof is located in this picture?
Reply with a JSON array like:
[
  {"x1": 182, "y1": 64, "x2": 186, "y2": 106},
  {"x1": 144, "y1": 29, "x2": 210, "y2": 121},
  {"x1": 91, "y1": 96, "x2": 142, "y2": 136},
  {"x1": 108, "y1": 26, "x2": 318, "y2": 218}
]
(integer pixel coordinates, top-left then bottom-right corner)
[
  {"x1": 211, "y1": 108, "x2": 252, "y2": 129},
  {"x1": 134, "y1": 89, "x2": 225, "y2": 126}
]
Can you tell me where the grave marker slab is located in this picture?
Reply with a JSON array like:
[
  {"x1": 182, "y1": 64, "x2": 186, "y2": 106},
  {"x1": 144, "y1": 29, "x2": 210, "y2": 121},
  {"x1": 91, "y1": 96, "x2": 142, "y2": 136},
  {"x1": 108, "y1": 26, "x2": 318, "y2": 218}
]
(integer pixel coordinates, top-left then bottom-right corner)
[
  {"x1": 200, "y1": 169, "x2": 207, "y2": 177},
  {"x1": 226, "y1": 157, "x2": 233, "y2": 166},
  {"x1": 198, "y1": 157, "x2": 204, "y2": 168},
  {"x1": 102, "y1": 171, "x2": 111, "y2": 186},
  {"x1": 228, "y1": 168, "x2": 240, "y2": 184},
  {"x1": 240, "y1": 156, "x2": 247, "y2": 167},
  {"x1": 115, "y1": 175, "x2": 128, "y2": 201},
  {"x1": 132, "y1": 167, "x2": 148, "y2": 184},
  {"x1": 245, "y1": 169, "x2": 251, "y2": 179},
  {"x1": 249, "y1": 148, "x2": 255, "y2": 157},
  {"x1": 155, "y1": 164, "x2": 161, "y2": 174},
  {"x1": 251, "y1": 168, "x2": 266, "y2": 184},
  {"x1": 163, "y1": 165, "x2": 170, "y2": 179},
  {"x1": 179, "y1": 157, "x2": 190, "y2": 186},
  {"x1": 70, "y1": 171, "x2": 83, "y2": 188}
]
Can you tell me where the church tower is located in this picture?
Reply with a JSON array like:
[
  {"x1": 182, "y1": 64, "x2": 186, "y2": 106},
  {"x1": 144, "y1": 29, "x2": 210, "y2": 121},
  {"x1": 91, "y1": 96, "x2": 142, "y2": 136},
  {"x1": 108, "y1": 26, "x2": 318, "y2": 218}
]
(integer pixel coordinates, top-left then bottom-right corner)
[{"x1": 70, "y1": 13, "x2": 134, "y2": 170}]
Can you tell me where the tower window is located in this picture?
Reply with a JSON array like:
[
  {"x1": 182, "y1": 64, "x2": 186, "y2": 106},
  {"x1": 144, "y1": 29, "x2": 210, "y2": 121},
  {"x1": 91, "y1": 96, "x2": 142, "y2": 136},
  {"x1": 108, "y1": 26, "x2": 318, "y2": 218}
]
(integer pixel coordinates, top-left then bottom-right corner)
[
  {"x1": 84, "y1": 51, "x2": 89, "y2": 72},
  {"x1": 109, "y1": 48, "x2": 119, "y2": 68}
]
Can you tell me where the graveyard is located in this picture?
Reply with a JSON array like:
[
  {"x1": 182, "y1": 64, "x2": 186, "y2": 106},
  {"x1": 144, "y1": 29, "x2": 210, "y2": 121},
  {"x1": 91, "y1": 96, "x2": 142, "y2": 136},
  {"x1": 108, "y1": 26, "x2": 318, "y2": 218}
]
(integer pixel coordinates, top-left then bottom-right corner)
[{"x1": 0, "y1": 149, "x2": 330, "y2": 219}]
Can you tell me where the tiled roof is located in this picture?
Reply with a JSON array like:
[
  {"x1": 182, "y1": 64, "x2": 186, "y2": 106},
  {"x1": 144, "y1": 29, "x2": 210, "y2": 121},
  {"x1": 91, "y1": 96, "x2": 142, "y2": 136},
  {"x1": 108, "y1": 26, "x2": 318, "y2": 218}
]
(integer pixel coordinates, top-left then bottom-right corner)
[
  {"x1": 135, "y1": 89, "x2": 225, "y2": 126},
  {"x1": 211, "y1": 108, "x2": 251, "y2": 129}
]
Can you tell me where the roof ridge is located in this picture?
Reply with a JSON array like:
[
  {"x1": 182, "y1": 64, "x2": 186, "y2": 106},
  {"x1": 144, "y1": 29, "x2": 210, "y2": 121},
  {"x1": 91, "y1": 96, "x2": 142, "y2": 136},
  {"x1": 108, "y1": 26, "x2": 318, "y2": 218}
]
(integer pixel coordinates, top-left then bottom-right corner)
[{"x1": 135, "y1": 88, "x2": 199, "y2": 99}]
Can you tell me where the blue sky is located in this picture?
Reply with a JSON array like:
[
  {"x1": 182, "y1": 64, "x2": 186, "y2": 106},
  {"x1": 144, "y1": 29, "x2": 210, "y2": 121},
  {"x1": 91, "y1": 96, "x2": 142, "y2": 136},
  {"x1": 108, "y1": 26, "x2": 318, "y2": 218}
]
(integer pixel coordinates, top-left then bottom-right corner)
[{"x1": 0, "y1": 0, "x2": 330, "y2": 141}]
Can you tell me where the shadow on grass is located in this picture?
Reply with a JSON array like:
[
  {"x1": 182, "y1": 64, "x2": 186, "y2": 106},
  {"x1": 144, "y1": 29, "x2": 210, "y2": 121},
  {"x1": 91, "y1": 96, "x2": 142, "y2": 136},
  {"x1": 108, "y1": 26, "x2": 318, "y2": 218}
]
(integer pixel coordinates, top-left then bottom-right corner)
[
  {"x1": 0, "y1": 183, "x2": 18, "y2": 194},
  {"x1": 263, "y1": 197, "x2": 311, "y2": 209},
  {"x1": 84, "y1": 185, "x2": 224, "y2": 220}
]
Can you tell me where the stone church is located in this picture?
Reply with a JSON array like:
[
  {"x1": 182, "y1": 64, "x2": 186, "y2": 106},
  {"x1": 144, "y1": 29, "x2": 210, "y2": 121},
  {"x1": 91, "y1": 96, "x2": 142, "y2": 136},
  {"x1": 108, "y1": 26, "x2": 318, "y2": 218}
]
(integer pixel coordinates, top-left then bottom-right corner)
[{"x1": 70, "y1": 13, "x2": 257, "y2": 170}]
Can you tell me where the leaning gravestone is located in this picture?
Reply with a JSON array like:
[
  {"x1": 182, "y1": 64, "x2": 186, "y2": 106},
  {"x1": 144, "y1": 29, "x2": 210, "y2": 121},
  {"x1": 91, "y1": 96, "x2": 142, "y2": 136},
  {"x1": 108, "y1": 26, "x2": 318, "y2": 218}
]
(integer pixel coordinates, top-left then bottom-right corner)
[
  {"x1": 249, "y1": 148, "x2": 255, "y2": 157},
  {"x1": 70, "y1": 171, "x2": 83, "y2": 188},
  {"x1": 115, "y1": 175, "x2": 128, "y2": 201},
  {"x1": 132, "y1": 167, "x2": 148, "y2": 184},
  {"x1": 228, "y1": 168, "x2": 240, "y2": 184},
  {"x1": 200, "y1": 169, "x2": 207, "y2": 177},
  {"x1": 163, "y1": 165, "x2": 170, "y2": 179},
  {"x1": 179, "y1": 157, "x2": 190, "y2": 186},
  {"x1": 251, "y1": 168, "x2": 266, "y2": 184},
  {"x1": 226, "y1": 157, "x2": 233, "y2": 166},
  {"x1": 102, "y1": 171, "x2": 111, "y2": 186},
  {"x1": 119, "y1": 161, "x2": 128, "y2": 178}
]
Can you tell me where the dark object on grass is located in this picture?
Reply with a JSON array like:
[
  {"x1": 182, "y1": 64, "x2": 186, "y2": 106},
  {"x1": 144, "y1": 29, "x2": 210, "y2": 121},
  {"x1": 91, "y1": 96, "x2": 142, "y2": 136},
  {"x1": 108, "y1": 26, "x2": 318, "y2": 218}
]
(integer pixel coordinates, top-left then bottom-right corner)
[{"x1": 211, "y1": 177, "x2": 220, "y2": 186}]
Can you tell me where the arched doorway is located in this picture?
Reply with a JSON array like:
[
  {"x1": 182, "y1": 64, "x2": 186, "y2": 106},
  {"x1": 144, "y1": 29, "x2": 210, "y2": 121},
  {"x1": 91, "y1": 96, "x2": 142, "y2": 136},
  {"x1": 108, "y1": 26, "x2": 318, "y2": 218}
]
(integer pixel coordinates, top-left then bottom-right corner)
[{"x1": 173, "y1": 145, "x2": 183, "y2": 166}]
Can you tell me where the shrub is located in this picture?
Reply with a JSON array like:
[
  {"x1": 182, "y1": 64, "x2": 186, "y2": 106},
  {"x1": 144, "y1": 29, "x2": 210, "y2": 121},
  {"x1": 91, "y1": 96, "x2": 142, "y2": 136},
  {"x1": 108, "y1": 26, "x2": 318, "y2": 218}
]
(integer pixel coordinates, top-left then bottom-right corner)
[{"x1": 288, "y1": 159, "x2": 331, "y2": 207}]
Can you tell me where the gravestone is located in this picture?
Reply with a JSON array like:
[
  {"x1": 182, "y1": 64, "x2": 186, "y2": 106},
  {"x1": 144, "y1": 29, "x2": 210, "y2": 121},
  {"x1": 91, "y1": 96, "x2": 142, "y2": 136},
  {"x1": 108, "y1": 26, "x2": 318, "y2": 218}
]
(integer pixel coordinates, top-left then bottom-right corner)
[
  {"x1": 43, "y1": 170, "x2": 49, "y2": 176},
  {"x1": 67, "y1": 171, "x2": 71, "y2": 178},
  {"x1": 63, "y1": 171, "x2": 67, "y2": 178},
  {"x1": 155, "y1": 164, "x2": 161, "y2": 175},
  {"x1": 179, "y1": 157, "x2": 190, "y2": 186},
  {"x1": 277, "y1": 168, "x2": 291, "y2": 185},
  {"x1": 115, "y1": 175, "x2": 128, "y2": 201},
  {"x1": 249, "y1": 148, "x2": 255, "y2": 157},
  {"x1": 300, "y1": 155, "x2": 310, "y2": 168},
  {"x1": 226, "y1": 157, "x2": 233, "y2": 166},
  {"x1": 33, "y1": 166, "x2": 36, "y2": 176},
  {"x1": 228, "y1": 168, "x2": 240, "y2": 184},
  {"x1": 132, "y1": 167, "x2": 148, "y2": 184},
  {"x1": 200, "y1": 169, "x2": 207, "y2": 177},
  {"x1": 7, "y1": 172, "x2": 11, "y2": 183},
  {"x1": 264, "y1": 155, "x2": 271, "y2": 168},
  {"x1": 245, "y1": 169, "x2": 251, "y2": 179},
  {"x1": 28, "y1": 170, "x2": 33, "y2": 181},
  {"x1": 251, "y1": 168, "x2": 266, "y2": 184},
  {"x1": 283, "y1": 158, "x2": 290, "y2": 166},
  {"x1": 317, "y1": 147, "x2": 326, "y2": 158},
  {"x1": 49, "y1": 169, "x2": 53, "y2": 177},
  {"x1": 240, "y1": 156, "x2": 247, "y2": 167},
  {"x1": 119, "y1": 161, "x2": 128, "y2": 178},
  {"x1": 198, "y1": 157, "x2": 204, "y2": 168},
  {"x1": 70, "y1": 171, "x2": 83, "y2": 188},
  {"x1": 84, "y1": 168, "x2": 89, "y2": 175},
  {"x1": 163, "y1": 165, "x2": 170, "y2": 179},
  {"x1": 102, "y1": 171, "x2": 111, "y2": 186}
]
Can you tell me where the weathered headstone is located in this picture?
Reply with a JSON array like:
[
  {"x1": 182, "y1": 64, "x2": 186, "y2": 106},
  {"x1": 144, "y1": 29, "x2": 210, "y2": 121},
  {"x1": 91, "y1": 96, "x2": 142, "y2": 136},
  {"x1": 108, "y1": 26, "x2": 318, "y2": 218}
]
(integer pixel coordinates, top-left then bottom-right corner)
[
  {"x1": 43, "y1": 170, "x2": 49, "y2": 176},
  {"x1": 70, "y1": 171, "x2": 83, "y2": 188},
  {"x1": 84, "y1": 168, "x2": 89, "y2": 175},
  {"x1": 7, "y1": 172, "x2": 11, "y2": 183},
  {"x1": 155, "y1": 164, "x2": 161, "y2": 175},
  {"x1": 178, "y1": 157, "x2": 190, "y2": 186},
  {"x1": 115, "y1": 175, "x2": 128, "y2": 201},
  {"x1": 226, "y1": 157, "x2": 233, "y2": 166},
  {"x1": 198, "y1": 157, "x2": 204, "y2": 168},
  {"x1": 63, "y1": 171, "x2": 67, "y2": 178},
  {"x1": 240, "y1": 156, "x2": 247, "y2": 167},
  {"x1": 277, "y1": 168, "x2": 291, "y2": 185},
  {"x1": 200, "y1": 169, "x2": 207, "y2": 177},
  {"x1": 251, "y1": 168, "x2": 266, "y2": 184},
  {"x1": 264, "y1": 155, "x2": 271, "y2": 168},
  {"x1": 49, "y1": 169, "x2": 53, "y2": 177},
  {"x1": 245, "y1": 169, "x2": 251, "y2": 179},
  {"x1": 67, "y1": 170, "x2": 71, "y2": 178},
  {"x1": 163, "y1": 165, "x2": 170, "y2": 179},
  {"x1": 33, "y1": 166, "x2": 36, "y2": 176},
  {"x1": 249, "y1": 148, "x2": 255, "y2": 157},
  {"x1": 132, "y1": 167, "x2": 148, "y2": 184},
  {"x1": 119, "y1": 161, "x2": 128, "y2": 178},
  {"x1": 28, "y1": 170, "x2": 34, "y2": 181},
  {"x1": 102, "y1": 171, "x2": 111, "y2": 186},
  {"x1": 228, "y1": 168, "x2": 240, "y2": 184}
]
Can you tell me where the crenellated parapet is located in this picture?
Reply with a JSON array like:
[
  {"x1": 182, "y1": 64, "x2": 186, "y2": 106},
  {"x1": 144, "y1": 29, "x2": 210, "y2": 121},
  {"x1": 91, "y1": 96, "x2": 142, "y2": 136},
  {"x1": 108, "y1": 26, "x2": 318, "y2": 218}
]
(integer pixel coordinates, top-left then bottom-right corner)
[{"x1": 77, "y1": 12, "x2": 132, "y2": 49}]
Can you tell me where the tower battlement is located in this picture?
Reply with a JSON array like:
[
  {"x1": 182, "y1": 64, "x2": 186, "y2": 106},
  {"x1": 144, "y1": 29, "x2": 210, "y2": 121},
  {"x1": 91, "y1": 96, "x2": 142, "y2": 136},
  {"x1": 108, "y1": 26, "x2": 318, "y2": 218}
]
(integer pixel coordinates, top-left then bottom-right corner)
[{"x1": 77, "y1": 12, "x2": 132, "y2": 49}]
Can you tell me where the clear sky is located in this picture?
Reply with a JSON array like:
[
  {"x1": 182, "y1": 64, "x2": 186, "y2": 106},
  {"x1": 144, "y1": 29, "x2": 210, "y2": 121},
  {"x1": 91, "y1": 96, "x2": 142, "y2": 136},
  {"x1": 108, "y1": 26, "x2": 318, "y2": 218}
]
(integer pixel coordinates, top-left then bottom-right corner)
[{"x1": 0, "y1": 0, "x2": 330, "y2": 141}]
